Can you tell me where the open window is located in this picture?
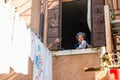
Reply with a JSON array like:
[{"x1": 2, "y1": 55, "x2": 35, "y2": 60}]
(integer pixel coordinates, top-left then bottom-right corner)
[
  {"x1": 61, "y1": 0, "x2": 91, "y2": 49},
  {"x1": 46, "y1": 0, "x2": 106, "y2": 50}
]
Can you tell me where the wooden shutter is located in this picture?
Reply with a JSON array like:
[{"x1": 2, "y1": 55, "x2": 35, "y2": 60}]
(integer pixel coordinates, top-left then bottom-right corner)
[
  {"x1": 91, "y1": 0, "x2": 106, "y2": 47},
  {"x1": 47, "y1": 0, "x2": 60, "y2": 50}
]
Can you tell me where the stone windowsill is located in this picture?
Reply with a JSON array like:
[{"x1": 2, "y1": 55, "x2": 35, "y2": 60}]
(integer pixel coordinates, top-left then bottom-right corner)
[{"x1": 52, "y1": 48, "x2": 99, "y2": 56}]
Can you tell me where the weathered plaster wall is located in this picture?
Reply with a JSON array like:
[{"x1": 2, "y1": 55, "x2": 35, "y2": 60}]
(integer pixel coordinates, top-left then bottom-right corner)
[
  {"x1": 31, "y1": 0, "x2": 41, "y2": 33},
  {"x1": 52, "y1": 53, "x2": 100, "y2": 80}
]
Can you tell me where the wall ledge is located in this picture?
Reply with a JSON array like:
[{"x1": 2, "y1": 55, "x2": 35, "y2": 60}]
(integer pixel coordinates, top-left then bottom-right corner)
[{"x1": 52, "y1": 48, "x2": 99, "y2": 56}]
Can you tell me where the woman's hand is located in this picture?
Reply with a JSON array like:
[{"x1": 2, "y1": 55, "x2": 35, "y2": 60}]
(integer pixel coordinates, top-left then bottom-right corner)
[{"x1": 47, "y1": 38, "x2": 60, "y2": 49}]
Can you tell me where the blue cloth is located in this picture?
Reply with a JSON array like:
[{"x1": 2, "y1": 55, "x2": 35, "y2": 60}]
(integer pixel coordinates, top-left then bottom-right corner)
[{"x1": 74, "y1": 43, "x2": 80, "y2": 49}]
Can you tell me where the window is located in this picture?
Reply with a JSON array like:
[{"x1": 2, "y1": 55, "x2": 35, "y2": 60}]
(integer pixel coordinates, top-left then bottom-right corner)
[
  {"x1": 46, "y1": 0, "x2": 106, "y2": 50},
  {"x1": 61, "y1": 0, "x2": 91, "y2": 49}
]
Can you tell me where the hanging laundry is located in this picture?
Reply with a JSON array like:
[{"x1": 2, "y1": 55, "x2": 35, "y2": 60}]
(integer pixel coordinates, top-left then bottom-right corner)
[
  {"x1": 10, "y1": 12, "x2": 31, "y2": 74},
  {"x1": 30, "y1": 31, "x2": 37, "y2": 61},
  {"x1": 0, "y1": 0, "x2": 52, "y2": 77},
  {"x1": 43, "y1": 46, "x2": 52, "y2": 80},
  {"x1": 32, "y1": 35, "x2": 52, "y2": 80},
  {"x1": 33, "y1": 38, "x2": 44, "y2": 80},
  {"x1": 0, "y1": 1, "x2": 12, "y2": 73},
  {"x1": 0, "y1": 1, "x2": 31, "y2": 74}
]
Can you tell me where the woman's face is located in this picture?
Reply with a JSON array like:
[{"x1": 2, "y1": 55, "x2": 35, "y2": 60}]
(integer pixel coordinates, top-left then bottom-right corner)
[{"x1": 77, "y1": 35, "x2": 84, "y2": 43}]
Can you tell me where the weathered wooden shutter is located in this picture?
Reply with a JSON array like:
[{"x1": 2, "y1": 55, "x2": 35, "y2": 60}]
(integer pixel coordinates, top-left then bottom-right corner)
[
  {"x1": 47, "y1": 0, "x2": 60, "y2": 50},
  {"x1": 91, "y1": 0, "x2": 106, "y2": 47}
]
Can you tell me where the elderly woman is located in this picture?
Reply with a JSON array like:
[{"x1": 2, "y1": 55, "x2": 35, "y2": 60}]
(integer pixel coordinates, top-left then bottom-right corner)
[{"x1": 74, "y1": 32, "x2": 91, "y2": 49}]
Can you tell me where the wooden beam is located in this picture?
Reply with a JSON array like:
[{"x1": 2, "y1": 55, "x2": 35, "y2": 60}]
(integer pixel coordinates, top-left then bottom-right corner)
[
  {"x1": 104, "y1": 5, "x2": 113, "y2": 53},
  {"x1": 43, "y1": 0, "x2": 48, "y2": 45},
  {"x1": 62, "y1": 0, "x2": 74, "y2": 2}
]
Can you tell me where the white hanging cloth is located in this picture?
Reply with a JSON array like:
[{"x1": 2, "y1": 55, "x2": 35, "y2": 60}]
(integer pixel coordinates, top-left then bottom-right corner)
[
  {"x1": 32, "y1": 36, "x2": 52, "y2": 80},
  {"x1": 0, "y1": 2, "x2": 31, "y2": 74},
  {"x1": 0, "y1": 1, "x2": 13, "y2": 73},
  {"x1": 10, "y1": 12, "x2": 31, "y2": 74},
  {"x1": 43, "y1": 46, "x2": 52, "y2": 80},
  {"x1": 30, "y1": 31, "x2": 37, "y2": 61},
  {"x1": 33, "y1": 38, "x2": 44, "y2": 80}
]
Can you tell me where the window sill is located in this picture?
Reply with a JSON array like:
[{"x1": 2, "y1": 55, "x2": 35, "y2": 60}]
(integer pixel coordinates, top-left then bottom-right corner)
[{"x1": 52, "y1": 48, "x2": 99, "y2": 56}]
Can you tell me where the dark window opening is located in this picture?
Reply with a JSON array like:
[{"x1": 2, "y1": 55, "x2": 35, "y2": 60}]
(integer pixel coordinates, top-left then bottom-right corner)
[{"x1": 61, "y1": 0, "x2": 91, "y2": 49}]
